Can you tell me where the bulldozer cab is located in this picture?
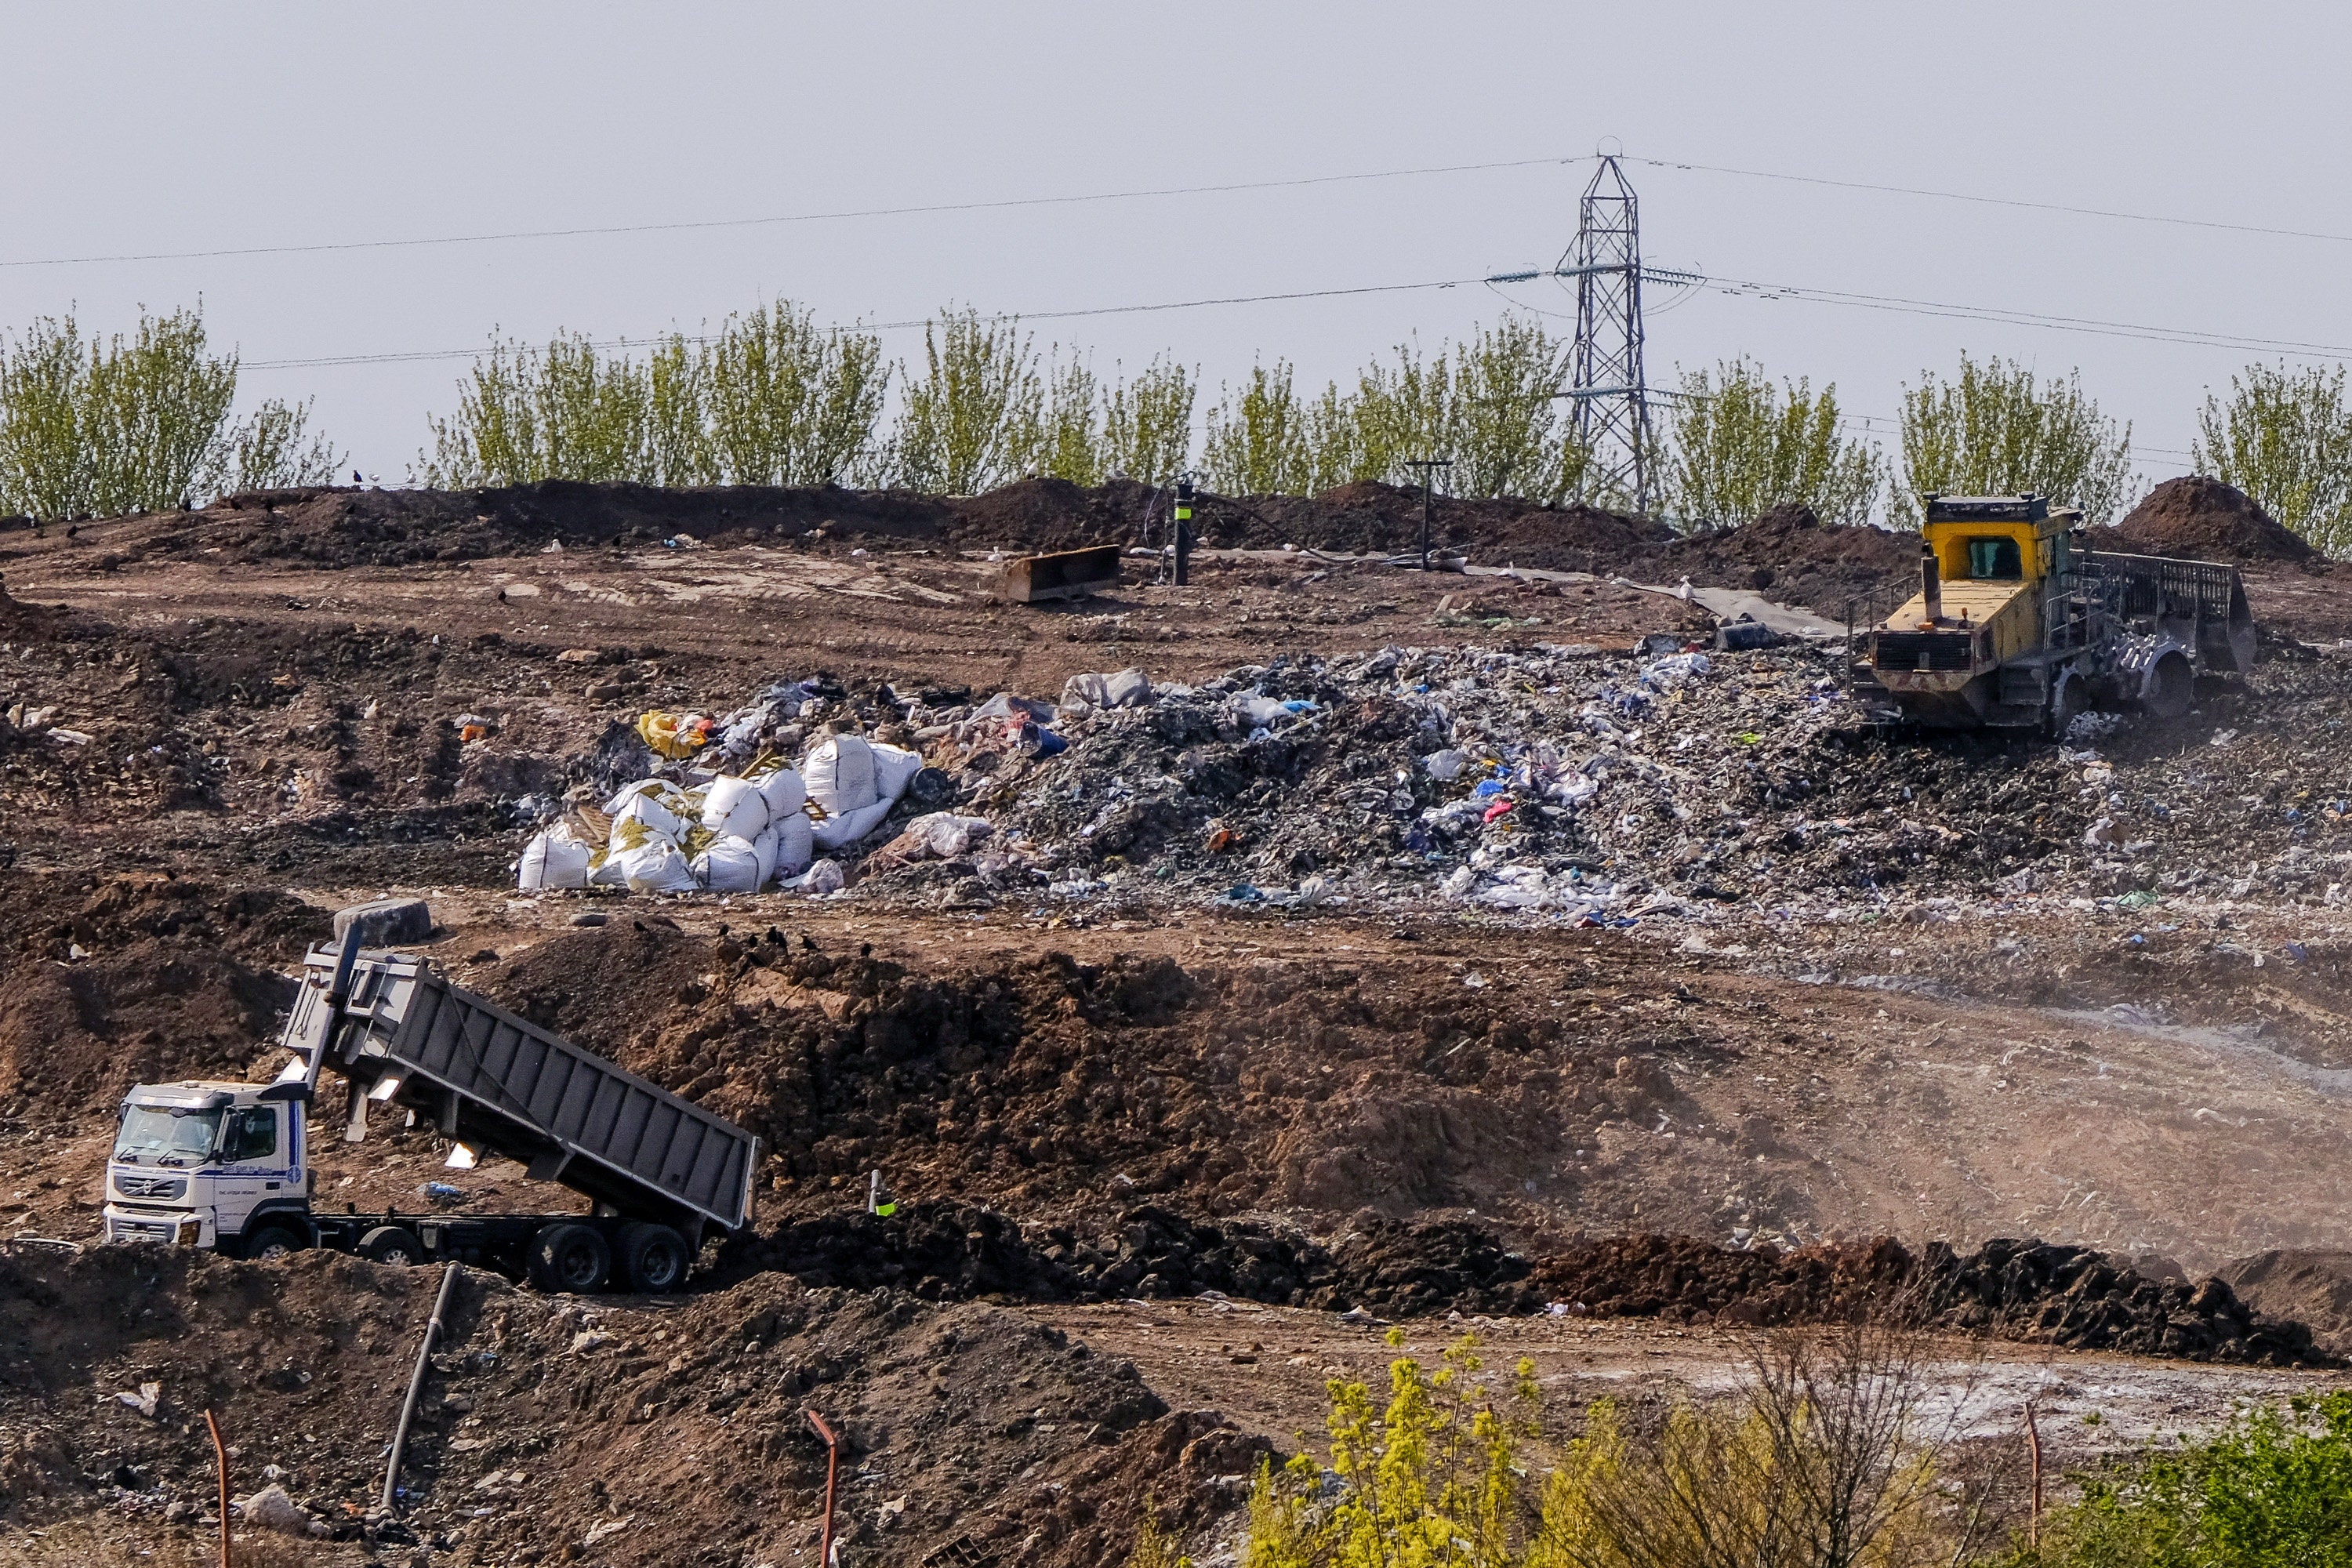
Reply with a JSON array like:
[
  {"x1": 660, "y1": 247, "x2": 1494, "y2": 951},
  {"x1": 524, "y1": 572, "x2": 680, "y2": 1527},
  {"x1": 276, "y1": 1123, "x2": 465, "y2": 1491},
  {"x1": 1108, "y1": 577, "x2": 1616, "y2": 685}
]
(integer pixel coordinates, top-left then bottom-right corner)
[{"x1": 1922, "y1": 495, "x2": 2075, "y2": 589}]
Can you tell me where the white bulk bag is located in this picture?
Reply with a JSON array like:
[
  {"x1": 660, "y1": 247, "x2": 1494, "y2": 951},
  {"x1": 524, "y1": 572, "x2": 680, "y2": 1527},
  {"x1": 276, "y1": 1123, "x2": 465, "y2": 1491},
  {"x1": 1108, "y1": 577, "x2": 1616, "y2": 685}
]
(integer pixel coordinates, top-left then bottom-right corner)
[
  {"x1": 608, "y1": 781, "x2": 689, "y2": 842},
  {"x1": 750, "y1": 826, "x2": 781, "y2": 887},
  {"x1": 612, "y1": 839, "x2": 698, "y2": 894},
  {"x1": 869, "y1": 742, "x2": 924, "y2": 803},
  {"x1": 751, "y1": 765, "x2": 807, "y2": 821},
  {"x1": 800, "y1": 735, "x2": 878, "y2": 815},
  {"x1": 811, "y1": 797, "x2": 894, "y2": 850},
  {"x1": 692, "y1": 834, "x2": 764, "y2": 894},
  {"x1": 587, "y1": 848, "x2": 626, "y2": 887},
  {"x1": 517, "y1": 826, "x2": 592, "y2": 891},
  {"x1": 701, "y1": 775, "x2": 771, "y2": 841},
  {"x1": 768, "y1": 812, "x2": 814, "y2": 877}
]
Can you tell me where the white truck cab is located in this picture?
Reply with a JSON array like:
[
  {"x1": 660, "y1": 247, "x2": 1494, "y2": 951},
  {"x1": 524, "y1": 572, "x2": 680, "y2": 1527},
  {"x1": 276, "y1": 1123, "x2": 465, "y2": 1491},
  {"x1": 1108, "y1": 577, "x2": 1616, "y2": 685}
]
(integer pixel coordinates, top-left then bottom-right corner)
[{"x1": 103, "y1": 1080, "x2": 310, "y2": 1258}]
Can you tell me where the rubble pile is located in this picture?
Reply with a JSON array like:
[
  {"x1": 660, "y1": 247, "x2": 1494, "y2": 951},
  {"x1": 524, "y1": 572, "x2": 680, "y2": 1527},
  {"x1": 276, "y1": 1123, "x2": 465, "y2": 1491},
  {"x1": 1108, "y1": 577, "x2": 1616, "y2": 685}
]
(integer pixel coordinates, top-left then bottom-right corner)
[
  {"x1": 509, "y1": 626, "x2": 2352, "y2": 927},
  {"x1": 721, "y1": 1202, "x2": 1543, "y2": 1316},
  {"x1": 716, "y1": 1203, "x2": 2328, "y2": 1365},
  {"x1": 1913, "y1": 1238, "x2": 2321, "y2": 1363},
  {"x1": 833, "y1": 641, "x2": 2068, "y2": 920}
]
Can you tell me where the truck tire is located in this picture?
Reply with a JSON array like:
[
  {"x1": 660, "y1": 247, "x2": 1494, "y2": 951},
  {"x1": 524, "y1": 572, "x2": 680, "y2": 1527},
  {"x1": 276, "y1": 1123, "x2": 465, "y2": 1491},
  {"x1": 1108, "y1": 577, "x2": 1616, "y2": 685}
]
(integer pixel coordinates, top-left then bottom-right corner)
[
  {"x1": 241, "y1": 1225, "x2": 307, "y2": 1262},
  {"x1": 359, "y1": 1226, "x2": 424, "y2": 1266},
  {"x1": 615, "y1": 1221, "x2": 691, "y2": 1294},
  {"x1": 528, "y1": 1222, "x2": 612, "y2": 1293}
]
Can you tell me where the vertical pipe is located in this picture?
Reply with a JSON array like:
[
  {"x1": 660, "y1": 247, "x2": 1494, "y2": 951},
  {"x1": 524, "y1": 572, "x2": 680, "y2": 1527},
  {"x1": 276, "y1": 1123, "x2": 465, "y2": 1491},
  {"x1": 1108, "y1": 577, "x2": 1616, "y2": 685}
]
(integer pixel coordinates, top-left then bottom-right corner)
[
  {"x1": 1419, "y1": 471, "x2": 1432, "y2": 572},
  {"x1": 807, "y1": 1410, "x2": 841, "y2": 1565},
  {"x1": 1171, "y1": 477, "x2": 1193, "y2": 587},
  {"x1": 380, "y1": 1263, "x2": 461, "y2": 1513},
  {"x1": 205, "y1": 1409, "x2": 230, "y2": 1568},
  {"x1": 2024, "y1": 1401, "x2": 2044, "y2": 1549},
  {"x1": 1919, "y1": 542, "x2": 1944, "y2": 624}
]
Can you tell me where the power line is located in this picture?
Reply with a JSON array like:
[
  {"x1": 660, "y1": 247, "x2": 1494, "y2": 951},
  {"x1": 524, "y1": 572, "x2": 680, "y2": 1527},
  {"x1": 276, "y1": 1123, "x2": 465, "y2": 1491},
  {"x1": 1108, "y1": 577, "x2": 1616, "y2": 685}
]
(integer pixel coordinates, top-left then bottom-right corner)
[
  {"x1": 242, "y1": 276, "x2": 1488, "y2": 371},
  {"x1": 0, "y1": 155, "x2": 1590, "y2": 272},
  {"x1": 1700, "y1": 273, "x2": 2352, "y2": 361},
  {"x1": 1632, "y1": 154, "x2": 2352, "y2": 248}
]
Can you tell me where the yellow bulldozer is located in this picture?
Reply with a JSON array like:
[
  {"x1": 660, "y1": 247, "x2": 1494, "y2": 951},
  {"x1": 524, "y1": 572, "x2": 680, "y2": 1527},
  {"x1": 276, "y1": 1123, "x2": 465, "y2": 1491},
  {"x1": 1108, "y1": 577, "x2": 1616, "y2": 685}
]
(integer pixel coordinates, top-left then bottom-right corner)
[{"x1": 1855, "y1": 494, "x2": 2256, "y2": 731}]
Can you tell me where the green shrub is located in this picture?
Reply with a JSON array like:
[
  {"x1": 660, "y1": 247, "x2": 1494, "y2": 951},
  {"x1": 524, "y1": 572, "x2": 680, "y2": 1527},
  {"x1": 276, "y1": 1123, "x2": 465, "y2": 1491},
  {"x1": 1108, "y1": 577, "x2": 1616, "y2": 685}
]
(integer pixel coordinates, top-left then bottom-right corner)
[{"x1": 0, "y1": 306, "x2": 339, "y2": 517}]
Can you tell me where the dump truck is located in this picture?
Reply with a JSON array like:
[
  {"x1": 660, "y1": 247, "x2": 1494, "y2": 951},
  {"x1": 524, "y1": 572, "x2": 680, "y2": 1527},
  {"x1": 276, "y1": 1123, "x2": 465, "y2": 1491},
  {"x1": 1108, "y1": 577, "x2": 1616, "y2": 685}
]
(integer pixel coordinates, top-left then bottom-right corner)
[
  {"x1": 1856, "y1": 494, "x2": 2256, "y2": 731},
  {"x1": 102, "y1": 933, "x2": 760, "y2": 1292}
]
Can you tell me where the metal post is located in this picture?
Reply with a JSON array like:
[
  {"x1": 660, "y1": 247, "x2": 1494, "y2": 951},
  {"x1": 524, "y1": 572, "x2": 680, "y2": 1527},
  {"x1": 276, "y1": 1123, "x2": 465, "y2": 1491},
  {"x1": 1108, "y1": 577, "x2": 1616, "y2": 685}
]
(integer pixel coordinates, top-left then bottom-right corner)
[
  {"x1": 1403, "y1": 459, "x2": 1452, "y2": 570},
  {"x1": 204, "y1": 1409, "x2": 231, "y2": 1568},
  {"x1": 380, "y1": 1263, "x2": 461, "y2": 1513},
  {"x1": 1172, "y1": 476, "x2": 1194, "y2": 586},
  {"x1": 807, "y1": 1410, "x2": 842, "y2": 1565}
]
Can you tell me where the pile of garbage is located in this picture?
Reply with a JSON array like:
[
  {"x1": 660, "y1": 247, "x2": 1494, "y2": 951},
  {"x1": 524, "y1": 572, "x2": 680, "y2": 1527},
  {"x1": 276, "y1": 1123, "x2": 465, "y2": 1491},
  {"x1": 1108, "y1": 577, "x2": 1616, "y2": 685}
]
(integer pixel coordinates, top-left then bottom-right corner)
[{"x1": 523, "y1": 632, "x2": 2344, "y2": 918}]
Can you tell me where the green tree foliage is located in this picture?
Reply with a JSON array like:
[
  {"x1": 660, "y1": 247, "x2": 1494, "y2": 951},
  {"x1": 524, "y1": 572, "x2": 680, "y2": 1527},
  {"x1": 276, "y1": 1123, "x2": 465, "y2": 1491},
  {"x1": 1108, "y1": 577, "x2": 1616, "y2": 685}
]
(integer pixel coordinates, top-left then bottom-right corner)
[
  {"x1": 2002, "y1": 1392, "x2": 2352, "y2": 1568},
  {"x1": 1896, "y1": 354, "x2": 2133, "y2": 526},
  {"x1": 1663, "y1": 357, "x2": 1885, "y2": 528},
  {"x1": 419, "y1": 308, "x2": 889, "y2": 490},
  {"x1": 1269, "y1": 320, "x2": 1585, "y2": 503},
  {"x1": 0, "y1": 307, "x2": 339, "y2": 517},
  {"x1": 2194, "y1": 363, "x2": 2352, "y2": 557},
  {"x1": 891, "y1": 307, "x2": 1044, "y2": 495},
  {"x1": 1102, "y1": 356, "x2": 1199, "y2": 483},
  {"x1": 707, "y1": 303, "x2": 888, "y2": 487},
  {"x1": 1038, "y1": 355, "x2": 1105, "y2": 485},
  {"x1": 1203, "y1": 361, "x2": 1313, "y2": 495},
  {"x1": 1245, "y1": 1324, "x2": 1983, "y2": 1568}
]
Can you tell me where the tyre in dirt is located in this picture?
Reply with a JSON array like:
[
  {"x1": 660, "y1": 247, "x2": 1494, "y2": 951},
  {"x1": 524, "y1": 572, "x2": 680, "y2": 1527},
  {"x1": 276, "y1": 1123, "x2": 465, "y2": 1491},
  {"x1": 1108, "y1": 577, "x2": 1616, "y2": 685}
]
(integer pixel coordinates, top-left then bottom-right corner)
[
  {"x1": 241, "y1": 1225, "x2": 307, "y2": 1262},
  {"x1": 528, "y1": 1221, "x2": 612, "y2": 1293},
  {"x1": 359, "y1": 1225, "x2": 423, "y2": 1266},
  {"x1": 615, "y1": 1221, "x2": 691, "y2": 1293}
]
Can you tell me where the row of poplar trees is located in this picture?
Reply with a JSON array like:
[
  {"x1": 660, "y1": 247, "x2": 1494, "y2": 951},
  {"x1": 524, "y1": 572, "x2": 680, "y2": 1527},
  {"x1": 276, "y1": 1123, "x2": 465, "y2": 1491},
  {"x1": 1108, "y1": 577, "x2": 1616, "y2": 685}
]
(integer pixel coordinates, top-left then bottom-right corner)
[{"x1": 6, "y1": 300, "x2": 2352, "y2": 554}]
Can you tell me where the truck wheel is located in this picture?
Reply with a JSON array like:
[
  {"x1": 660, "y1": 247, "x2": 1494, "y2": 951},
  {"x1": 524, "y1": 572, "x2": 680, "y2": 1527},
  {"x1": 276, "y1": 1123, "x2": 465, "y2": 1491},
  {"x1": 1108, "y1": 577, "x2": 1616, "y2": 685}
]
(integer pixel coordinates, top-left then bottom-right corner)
[
  {"x1": 615, "y1": 1222, "x2": 691, "y2": 1293},
  {"x1": 242, "y1": 1225, "x2": 307, "y2": 1262},
  {"x1": 359, "y1": 1226, "x2": 424, "y2": 1267},
  {"x1": 528, "y1": 1222, "x2": 612, "y2": 1293}
]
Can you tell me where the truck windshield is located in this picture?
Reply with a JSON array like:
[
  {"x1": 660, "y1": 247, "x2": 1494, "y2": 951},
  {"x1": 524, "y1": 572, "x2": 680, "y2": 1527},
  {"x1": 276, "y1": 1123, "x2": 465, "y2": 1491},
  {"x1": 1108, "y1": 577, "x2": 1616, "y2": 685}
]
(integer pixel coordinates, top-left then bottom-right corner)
[{"x1": 115, "y1": 1105, "x2": 223, "y2": 1163}]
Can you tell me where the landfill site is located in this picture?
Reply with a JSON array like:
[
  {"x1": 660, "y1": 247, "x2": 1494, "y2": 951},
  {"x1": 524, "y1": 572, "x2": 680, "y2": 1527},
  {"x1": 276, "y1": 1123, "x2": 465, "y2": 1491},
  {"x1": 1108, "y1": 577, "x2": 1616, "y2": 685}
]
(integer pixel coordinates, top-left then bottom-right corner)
[{"x1": 5, "y1": 470, "x2": 2352, "y2": 1567}]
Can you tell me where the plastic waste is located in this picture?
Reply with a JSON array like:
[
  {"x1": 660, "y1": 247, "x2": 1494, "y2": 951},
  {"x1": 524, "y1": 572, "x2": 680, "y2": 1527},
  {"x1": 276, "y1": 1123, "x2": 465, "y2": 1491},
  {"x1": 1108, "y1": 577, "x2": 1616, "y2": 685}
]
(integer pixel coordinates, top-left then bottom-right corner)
[
  {"x1": 800, "y1": 858, "x2": 847, "y2": 895},
  {"x1": 637, "y1": 709, "x2": 713, "y2": 760},
  {"x1": 1423, "y1": 750, "x2": 1468, "y2": 781},
  {"x1": 1061, "y1": 668, "x2": 1152, "y2": 712}
]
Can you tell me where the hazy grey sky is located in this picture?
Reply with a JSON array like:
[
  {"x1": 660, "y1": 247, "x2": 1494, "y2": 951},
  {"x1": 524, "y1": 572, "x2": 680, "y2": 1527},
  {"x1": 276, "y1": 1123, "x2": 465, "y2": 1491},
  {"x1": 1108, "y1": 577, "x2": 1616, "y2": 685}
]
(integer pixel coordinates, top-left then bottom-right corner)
[{"x1": 5, "y1": 2, "x2": 2346, "y2": 484}]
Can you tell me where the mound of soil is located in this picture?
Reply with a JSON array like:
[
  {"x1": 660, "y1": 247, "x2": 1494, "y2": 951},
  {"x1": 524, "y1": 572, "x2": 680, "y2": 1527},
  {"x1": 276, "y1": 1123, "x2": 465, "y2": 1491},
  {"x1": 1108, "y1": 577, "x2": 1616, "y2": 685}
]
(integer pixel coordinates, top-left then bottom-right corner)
[
  {"x1": 1915, "y1": 1238, "x2": 2318, "y2": 1364},
  {"x1": 89, "y1": 478, "x2": 1915, "y2": 618},
  {"x1": 1531, "y1": 1232, "x2": 1911, "y2": 1324},
  {"x1": 2110, "y1": 476, "x2": 2317, "y2": 564},
  {"x1": 0, "y1": 1244, "x2": 1260, "y2": 1567},
  {"x1": 0, "y1": 874, "x2": 327, "y2": 1112},
  {"x1": 719, "y1": 1201, "x2": 1542, "y2": 1316},
  {"x1": 2220, "y1": 1250, "x2": 2352, "y2": 1355}
]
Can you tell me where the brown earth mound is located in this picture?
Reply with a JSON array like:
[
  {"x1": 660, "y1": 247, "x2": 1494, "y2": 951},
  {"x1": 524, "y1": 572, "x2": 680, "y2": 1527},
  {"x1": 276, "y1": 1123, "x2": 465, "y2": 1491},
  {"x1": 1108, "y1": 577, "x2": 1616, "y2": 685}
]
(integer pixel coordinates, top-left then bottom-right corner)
[
  {"x1": 0, "y1": 873, "x2": 327, "y2": 1112},
  {"x1": 0, "y1": 1243, "x2": 1259, "y2": 1566},
  {"x1": 71, "y1": 478, "x2": 1918, "y2": 619},
  {"x1": 2220, "y1": 1249, "x2": 2352, "y2": 1355},
  {"x1": 2110, "y1": 475, "x2": 2318, "y2": 564}
]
